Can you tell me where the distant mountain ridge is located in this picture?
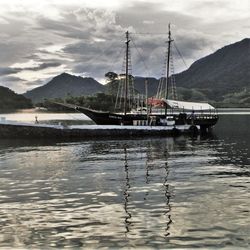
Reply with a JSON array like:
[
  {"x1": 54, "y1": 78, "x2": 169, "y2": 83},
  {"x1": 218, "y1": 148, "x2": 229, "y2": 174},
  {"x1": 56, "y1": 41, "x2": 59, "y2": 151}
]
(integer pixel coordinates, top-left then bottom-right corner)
[
  {"x1": 175, "y1": 38, "x2": 250, "y2": 102},
  {"x1": 24, "y1": 73, "x2": 105, "y2": 103},
  {"x1": 133, "y1": 77, "x2": 159, "y2": 96},
  {"x1": 23, "y1": 38, "x2": 250, "y2": 106},
  {"x1": 0, "y1": 86, "x2": 32, "y2": 110}
]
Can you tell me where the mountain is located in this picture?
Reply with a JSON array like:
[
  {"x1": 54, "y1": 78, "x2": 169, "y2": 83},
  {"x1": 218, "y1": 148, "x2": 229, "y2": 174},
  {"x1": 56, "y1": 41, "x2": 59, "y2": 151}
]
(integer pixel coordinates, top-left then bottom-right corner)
[
  {"x1": 0, "y1": 86, "x2": 32, "y2": 110},
  {"x1": 134, "y1": 77, "x2": 159, "y2": 97},
  {"x1": 175, "y1": 38, "x2": 250, "y2": 103},
  {"x1": 105, "y1": 76, "x2": 160, "y2": 97},
  {"x1": 24, "y1": 73, "x2": 105, "y2": 103},
  {"x1": 24, "y1": 38, "x2": 250, "y2": 107}
]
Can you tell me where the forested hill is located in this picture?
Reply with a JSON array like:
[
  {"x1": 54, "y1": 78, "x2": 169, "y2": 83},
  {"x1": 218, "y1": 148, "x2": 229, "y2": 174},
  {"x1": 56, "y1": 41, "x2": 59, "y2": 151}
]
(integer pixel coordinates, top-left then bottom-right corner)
[
  {"x1": 174, "y1": 38, "x2": 250, "y2": 104},
  {"x1": 24, "y1": 73, "x2": 105, "y2": 103},
  {"x1": 0, "y1": 86, "x2": 32, "y2": 111}
]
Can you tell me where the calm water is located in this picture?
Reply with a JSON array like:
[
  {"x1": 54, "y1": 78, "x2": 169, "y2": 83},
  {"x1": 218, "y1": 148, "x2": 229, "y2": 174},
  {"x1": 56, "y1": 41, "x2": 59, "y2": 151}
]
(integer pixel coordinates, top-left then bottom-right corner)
[
  {"x1": 0, "y1": 110, "x2": 89, "y2": 123},
  {"x1": 0, "y1": 113, "x2": 250, "y2": 248}
]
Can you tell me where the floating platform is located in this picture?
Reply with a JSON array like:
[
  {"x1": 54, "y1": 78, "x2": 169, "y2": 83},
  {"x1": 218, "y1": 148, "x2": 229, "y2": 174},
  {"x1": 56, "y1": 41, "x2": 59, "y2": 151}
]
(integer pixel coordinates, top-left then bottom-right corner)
[{"x1": 0, "y1": 120, "x2": 200, "y2": 139}]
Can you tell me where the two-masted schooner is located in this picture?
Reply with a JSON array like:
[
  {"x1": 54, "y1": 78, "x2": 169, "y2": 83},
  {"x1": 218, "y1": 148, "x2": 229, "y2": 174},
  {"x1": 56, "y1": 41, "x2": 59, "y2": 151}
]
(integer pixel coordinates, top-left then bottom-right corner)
[{"x1": 57, "y1": 26, "x2": 218, "y2": 132}]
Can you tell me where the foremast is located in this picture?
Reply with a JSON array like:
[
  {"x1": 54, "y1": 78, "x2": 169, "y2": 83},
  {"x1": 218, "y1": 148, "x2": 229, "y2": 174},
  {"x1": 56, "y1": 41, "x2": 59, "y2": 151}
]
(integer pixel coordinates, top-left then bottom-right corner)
[{"x1": 124, "y1": 31, "x2": 130, "y2": 115}]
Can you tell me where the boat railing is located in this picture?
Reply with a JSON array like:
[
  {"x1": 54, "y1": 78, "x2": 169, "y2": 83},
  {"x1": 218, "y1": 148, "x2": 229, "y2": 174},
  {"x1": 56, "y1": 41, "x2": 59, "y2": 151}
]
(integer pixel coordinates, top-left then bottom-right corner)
[{"x1": 191, "y1": 114, "x2": 218, "y2": 120}]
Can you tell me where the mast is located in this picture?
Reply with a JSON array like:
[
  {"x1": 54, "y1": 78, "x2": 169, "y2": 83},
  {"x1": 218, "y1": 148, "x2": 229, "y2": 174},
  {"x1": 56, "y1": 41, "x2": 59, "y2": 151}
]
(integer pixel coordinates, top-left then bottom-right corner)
[
  {"x1": 145, "y1": 78, "x2": 149, "y2": 125},
  {"x1": 124, "y1": 31, "x2": 130, "y2": 115},
  {"x1": 166, "y1": 23, "x2": 173, "y2": 100}
]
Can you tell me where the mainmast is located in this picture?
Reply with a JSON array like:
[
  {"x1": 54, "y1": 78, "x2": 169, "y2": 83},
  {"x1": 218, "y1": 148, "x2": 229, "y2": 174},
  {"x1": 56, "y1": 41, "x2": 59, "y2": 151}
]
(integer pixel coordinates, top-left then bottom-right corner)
[
  {"x1": 166, "y1": 23, "x2": 174, "y2": 100},
  {"x1": 124, "y1": 31, "x2": 130, "y2": 115}
]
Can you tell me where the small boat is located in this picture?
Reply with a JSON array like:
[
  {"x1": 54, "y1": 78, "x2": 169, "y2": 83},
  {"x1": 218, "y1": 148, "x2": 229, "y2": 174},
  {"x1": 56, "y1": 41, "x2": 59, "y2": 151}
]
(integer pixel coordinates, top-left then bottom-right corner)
[{"x1": 56, "y1": 25, "x2": 218, "y2": 133}]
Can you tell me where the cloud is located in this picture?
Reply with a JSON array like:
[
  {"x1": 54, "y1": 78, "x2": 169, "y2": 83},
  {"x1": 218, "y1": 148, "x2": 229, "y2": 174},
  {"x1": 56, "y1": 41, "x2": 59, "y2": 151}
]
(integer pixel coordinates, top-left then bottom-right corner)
[
  {"x1": 0, "y1": 75, "x2": 27, "y2": 93},
  {"x1": 0, "y1": 76, "x2": 25, "y2": 82},
  {"x1": 0, "y1": 67, "x2": 20, "y2": 76},
  {"x1": 0, "y1": 62, "x2": 62, "y2": 75},
  {"x1": 24, "y1": 62, "x2": 62, "y2": 71},
  {"x1": 0, "y1": 0, "x2": 249, "y2": 93}
]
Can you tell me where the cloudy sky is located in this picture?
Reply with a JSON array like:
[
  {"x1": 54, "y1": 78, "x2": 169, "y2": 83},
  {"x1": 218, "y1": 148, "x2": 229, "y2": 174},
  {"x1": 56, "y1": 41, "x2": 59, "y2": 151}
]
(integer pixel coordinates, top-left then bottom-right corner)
[{"x1": 0, "y1": 0, "x2": 249, "y2": 93}]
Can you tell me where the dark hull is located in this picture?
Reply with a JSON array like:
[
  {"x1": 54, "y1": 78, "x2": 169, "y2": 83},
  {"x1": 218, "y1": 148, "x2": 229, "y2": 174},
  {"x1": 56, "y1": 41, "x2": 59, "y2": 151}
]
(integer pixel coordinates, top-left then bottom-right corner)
[
  {"x1": 76, "y1": 106, "x2": 148, "y2": 125},
  {"x1": 75, "y1": 106, "x2": 218, "y2": 128},
  {"x1": 54, "y1": 102, "x2": 218, "y2": 128}
]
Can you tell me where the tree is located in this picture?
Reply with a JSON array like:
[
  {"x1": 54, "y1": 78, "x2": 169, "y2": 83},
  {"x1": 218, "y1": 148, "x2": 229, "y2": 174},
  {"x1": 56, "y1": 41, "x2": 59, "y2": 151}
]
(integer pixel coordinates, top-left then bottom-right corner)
[{"x1": 105, "y1": 72, "x2": 118, "y2": 82}]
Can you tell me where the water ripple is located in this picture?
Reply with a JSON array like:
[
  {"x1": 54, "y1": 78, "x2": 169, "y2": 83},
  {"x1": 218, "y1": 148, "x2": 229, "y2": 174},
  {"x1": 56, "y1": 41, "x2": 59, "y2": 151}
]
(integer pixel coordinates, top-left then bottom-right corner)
[{"x1": 0, "y1": 134, "x2": 249, "y2": 248}]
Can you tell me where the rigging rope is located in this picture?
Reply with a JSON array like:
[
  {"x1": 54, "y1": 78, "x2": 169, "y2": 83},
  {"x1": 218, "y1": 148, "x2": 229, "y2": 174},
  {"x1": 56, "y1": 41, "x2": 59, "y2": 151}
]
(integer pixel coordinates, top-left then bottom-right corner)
[
  {"x1": 174, "y1": 42, "x2": 188, "y2": 69},
  {"x1": 108, "y1": 44, "x2": 125, "y2": 75},
  {"x1": 130, "y1": 36, "x2": 150, "y2": 77}
]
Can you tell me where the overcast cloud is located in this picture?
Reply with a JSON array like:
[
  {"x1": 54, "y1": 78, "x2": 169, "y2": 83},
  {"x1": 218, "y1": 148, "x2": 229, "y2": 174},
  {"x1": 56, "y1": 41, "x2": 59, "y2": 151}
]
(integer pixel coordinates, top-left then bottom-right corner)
[{"x1": 0, "y1": 0, "x2": 249, "y2": 93}]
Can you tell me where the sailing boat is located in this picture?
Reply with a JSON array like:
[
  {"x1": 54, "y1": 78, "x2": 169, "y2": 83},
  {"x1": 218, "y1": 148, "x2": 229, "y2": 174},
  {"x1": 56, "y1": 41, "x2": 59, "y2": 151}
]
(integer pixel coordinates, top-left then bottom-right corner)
[{"x1": 57, "y1": 26, "x2": 218, "y2": 132}]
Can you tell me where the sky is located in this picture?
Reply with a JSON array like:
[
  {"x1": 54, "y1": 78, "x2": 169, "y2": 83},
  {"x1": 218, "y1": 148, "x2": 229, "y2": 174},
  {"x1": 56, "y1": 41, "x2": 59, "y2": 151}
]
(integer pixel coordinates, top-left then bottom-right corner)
[{"x1": 0, "y1": 0, "x2": 250, "y2": 93}]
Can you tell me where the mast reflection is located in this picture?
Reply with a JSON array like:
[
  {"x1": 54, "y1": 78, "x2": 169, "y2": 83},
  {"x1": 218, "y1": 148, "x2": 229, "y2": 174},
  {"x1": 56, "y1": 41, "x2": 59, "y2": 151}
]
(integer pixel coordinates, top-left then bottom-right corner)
[
  {"x1": 164, "y1": 162, "x2": 172, "y2": 237},
  {"x1": 123, "y1": 141, "x2": 172, "y2": 238},
  {"x1": 124, "y1": 147, "x2": 132, "y2": 234}
]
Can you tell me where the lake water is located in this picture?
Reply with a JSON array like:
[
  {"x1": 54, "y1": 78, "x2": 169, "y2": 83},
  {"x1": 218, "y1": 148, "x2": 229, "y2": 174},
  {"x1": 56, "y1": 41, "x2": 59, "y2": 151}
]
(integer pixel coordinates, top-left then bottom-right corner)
[{"x1": 0, "y1": 111, "x2": 250, "y2": 248}]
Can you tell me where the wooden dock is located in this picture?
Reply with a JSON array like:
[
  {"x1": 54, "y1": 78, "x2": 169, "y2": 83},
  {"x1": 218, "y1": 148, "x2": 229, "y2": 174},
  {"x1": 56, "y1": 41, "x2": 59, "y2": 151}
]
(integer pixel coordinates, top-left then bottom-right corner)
[{"x1": 0, "y1": 120, "x2": 200, "y2": 139}]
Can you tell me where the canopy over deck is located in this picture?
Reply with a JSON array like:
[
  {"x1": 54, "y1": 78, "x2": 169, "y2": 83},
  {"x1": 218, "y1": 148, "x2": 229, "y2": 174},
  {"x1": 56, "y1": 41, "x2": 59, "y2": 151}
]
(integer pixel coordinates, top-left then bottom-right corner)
[{"x1": 162, "y1": 99, "x2": 216, "y2": 111}]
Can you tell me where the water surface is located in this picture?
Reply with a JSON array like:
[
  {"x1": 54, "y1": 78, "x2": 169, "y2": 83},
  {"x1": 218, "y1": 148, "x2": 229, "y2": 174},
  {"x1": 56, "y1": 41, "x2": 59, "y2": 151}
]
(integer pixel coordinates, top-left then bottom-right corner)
[{"x1": 0, "y1": 114, "x2": 249, "y2": 248}]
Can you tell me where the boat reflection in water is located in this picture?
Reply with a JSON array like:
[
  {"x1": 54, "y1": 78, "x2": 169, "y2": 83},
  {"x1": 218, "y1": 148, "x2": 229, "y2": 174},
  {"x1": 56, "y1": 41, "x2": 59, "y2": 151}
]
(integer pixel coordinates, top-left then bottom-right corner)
[{"x1": 122, "y1": 139, "x2": 173, "y2": 243}]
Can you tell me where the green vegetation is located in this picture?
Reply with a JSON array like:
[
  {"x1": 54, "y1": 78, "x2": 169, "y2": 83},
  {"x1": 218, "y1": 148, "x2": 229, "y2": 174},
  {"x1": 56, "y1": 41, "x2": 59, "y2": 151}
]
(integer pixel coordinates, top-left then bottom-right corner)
[
  {"x1": 39, "y1": 93, "x2": 117, "y2": 112},
  {"x1": 38, "y1": 85, "x2": 250, "y2": 112},
  {"x1": 218, "y1": 88, "x2": 250, "y2": 107},
  {"x1": 0, "y1": 86, "x2": 33, "y2": 111},
  {"x1": 177, "y1": 87, "x2": 250, "y2": 108}
]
